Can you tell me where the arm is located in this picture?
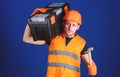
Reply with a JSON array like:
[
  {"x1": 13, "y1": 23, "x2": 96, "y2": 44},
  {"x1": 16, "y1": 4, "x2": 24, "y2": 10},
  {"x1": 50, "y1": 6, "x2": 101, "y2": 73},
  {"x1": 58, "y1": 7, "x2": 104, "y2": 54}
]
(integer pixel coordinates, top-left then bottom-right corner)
[
  {"x1": 23, "y1": 24, "x2": 46, "y2": 45},
  {"x1": 80, "y1": 53, "x2": 97, "y2": 76}
]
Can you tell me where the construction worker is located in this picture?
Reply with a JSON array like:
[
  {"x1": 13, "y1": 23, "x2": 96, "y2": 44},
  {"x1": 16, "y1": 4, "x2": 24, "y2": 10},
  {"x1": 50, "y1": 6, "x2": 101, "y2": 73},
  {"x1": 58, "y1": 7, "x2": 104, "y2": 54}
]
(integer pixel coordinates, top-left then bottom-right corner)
[{"x1": 23, "y1": 10, "x2": 97, "y2": 77}]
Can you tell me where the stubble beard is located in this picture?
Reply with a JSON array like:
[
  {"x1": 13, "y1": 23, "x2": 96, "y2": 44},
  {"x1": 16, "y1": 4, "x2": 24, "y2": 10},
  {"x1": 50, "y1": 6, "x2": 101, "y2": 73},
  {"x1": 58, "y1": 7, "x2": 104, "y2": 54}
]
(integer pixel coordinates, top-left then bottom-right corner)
[{"x1": 65, "y1": 31, "x2": 75, "y2": 38}]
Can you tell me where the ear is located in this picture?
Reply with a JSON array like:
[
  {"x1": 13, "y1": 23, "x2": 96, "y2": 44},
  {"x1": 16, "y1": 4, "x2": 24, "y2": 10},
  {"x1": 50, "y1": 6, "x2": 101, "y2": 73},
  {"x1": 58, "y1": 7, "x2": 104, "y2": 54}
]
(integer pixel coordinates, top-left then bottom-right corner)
[{"x1": 76, "y1": 25, "x2": 80, "y2": 30}]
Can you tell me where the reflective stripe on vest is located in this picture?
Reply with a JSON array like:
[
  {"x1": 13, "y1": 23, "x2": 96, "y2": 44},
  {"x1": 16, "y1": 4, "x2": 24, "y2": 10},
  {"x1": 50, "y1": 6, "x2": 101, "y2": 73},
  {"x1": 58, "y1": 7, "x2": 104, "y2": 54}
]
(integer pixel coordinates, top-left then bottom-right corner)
[
  {"x1": 49, "y1": 50, "x2": 80, "y2": 61},
  {"x1": 48, "y1": 62, "x2": 80, "y2": 72}
]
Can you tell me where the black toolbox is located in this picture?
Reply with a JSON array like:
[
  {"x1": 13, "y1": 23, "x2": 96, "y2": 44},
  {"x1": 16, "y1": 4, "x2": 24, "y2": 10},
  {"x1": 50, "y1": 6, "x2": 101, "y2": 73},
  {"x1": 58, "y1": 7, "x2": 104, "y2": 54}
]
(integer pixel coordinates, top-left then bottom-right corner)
[{"x1": 28, "y1": 3, "x2": 69, "y2": 44}]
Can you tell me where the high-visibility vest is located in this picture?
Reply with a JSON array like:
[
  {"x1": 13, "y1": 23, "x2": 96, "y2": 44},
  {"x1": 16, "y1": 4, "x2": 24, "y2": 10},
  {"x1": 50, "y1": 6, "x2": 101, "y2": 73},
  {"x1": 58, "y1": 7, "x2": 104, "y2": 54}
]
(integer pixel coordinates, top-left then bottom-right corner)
[{"x1": 46, "y1": 33, "x2": 86, "y2": 77}]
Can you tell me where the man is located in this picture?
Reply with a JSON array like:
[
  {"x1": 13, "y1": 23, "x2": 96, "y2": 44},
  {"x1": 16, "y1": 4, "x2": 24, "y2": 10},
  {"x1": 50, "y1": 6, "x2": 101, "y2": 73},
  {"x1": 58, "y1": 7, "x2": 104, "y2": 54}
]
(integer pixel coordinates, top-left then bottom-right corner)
[{"x1": 23, "y1": 10, "x2": 97, "y2": 77}]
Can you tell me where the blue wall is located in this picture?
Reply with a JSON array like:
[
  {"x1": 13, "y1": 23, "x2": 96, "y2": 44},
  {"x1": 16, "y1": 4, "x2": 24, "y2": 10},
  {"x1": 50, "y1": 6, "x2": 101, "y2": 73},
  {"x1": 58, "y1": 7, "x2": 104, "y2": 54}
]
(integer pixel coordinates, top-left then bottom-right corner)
[{"x1": 0, "y1": 0, "x2": 120, "y2": 77}]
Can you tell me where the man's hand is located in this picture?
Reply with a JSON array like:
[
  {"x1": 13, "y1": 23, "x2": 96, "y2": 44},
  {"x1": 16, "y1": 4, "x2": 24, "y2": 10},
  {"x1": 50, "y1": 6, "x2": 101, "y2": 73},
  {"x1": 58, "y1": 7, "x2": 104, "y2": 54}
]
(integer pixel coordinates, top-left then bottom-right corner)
[{"x1": 87, "y1": 61, "x2": 97, "y2": 76}]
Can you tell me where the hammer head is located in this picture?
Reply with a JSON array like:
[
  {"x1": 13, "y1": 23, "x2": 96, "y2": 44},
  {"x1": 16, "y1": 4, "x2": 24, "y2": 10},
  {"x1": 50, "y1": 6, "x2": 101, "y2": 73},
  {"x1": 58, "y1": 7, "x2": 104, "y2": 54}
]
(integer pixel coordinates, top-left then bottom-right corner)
[{"x1": 85, "y1": 47, "x2": 94, "y2": 54}]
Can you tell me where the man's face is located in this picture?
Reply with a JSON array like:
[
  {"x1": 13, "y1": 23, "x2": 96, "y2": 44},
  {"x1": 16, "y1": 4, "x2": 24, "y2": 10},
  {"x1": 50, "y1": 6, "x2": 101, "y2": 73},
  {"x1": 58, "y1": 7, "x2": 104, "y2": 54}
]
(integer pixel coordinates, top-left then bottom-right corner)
[{"x1": 64, "y1": 20, "x2": 80, "y2": 38}]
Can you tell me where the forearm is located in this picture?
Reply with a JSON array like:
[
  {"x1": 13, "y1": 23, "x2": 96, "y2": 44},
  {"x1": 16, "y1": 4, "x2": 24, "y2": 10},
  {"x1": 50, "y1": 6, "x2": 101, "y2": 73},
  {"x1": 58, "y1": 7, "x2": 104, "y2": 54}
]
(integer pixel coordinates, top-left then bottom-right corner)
[
  {"x1": 23, "y1": 24, "x2": 32, "y2": 42},
  {"x1": 23, "y1": 24, "x2": 46, "y2": 45}
]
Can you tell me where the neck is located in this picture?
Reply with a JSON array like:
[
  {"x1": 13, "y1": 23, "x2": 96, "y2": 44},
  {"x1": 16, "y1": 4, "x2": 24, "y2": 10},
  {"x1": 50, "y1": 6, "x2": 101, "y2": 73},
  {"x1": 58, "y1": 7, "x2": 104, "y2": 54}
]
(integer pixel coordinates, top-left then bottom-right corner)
[
  {"x1": 65, "y1": 35, "x2": 74, "y2": 38},
  {"x1": 63, "y1": 33, "x2": 75, "y2": 38}
]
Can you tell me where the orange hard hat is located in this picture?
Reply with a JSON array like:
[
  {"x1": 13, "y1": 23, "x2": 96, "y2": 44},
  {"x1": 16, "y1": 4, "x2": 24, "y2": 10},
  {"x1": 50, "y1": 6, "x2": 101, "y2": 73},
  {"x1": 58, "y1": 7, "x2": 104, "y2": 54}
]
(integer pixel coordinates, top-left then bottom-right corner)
[{"x1": 63, "y1": 10, "x2": 82, "y2": 25}]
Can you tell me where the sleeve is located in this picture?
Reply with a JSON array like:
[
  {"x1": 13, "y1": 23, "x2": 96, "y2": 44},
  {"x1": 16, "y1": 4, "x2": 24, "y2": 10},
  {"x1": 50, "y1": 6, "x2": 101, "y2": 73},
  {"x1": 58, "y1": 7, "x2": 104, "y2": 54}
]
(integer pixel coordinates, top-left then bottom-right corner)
[{"x1": 81, "y1": 44, "x2": 88, "y2": 55}]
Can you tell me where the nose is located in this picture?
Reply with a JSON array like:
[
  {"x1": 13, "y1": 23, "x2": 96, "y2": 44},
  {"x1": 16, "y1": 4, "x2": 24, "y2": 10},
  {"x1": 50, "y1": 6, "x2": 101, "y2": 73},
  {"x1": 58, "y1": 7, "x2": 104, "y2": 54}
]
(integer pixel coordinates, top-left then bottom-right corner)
[{"x1": 68, "y1": 25, "x2": 73, "y2": 30}]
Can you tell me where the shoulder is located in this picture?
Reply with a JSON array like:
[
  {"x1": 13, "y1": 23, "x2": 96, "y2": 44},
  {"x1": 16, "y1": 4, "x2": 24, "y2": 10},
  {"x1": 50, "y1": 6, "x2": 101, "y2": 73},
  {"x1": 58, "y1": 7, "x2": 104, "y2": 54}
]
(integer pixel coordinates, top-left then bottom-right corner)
[
  {"x1": 50, "y1": 34, "x2": 64, "y2": 43},
  {"x1": 75, "y1": 34, "x2": 86, "y2": 43},
  {"x1": 52, "y1": 33, "x2": 64, "y2": 40}
]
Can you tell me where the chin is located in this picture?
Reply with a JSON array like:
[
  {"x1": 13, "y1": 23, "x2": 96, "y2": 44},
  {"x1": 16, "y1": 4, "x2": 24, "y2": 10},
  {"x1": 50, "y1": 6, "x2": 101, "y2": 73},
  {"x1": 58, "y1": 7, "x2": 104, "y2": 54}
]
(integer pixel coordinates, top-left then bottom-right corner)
[{"x1": 67, "y1": 33, "x2": 74, "y2": 37}]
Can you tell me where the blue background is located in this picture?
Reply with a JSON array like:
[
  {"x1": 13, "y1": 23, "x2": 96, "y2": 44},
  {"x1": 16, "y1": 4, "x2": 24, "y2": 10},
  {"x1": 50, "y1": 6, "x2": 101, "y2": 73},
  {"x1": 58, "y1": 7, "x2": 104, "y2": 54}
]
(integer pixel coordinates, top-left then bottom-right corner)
[{"x1": 0, "y1": 0, "x2": 120, "y2": 77}]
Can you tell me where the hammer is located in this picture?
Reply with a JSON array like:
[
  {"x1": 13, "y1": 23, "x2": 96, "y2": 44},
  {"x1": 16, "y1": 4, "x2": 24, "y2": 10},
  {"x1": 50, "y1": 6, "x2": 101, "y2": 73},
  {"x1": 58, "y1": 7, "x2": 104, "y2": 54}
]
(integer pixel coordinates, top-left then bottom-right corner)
[{"x1": 85, "y1": 47, "x2": 94, "y2": 66}]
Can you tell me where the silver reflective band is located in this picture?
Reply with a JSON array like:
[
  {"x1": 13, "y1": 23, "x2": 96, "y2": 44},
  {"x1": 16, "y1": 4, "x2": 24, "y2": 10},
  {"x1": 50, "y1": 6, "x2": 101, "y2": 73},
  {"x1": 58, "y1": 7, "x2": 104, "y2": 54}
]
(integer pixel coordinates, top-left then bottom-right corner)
[
  {"x1": 49, "y1": 50, "x2": 80, "y2": 61},
  {"x1": 48, "y1": 62, "x2": 80, "y2": 72}
]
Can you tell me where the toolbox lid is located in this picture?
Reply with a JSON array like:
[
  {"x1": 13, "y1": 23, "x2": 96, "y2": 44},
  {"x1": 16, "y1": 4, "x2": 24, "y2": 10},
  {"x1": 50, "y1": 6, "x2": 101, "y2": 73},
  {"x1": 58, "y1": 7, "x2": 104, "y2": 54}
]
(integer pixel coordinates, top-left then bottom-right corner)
[
  {"x1": 30, "y1": 14, "x2": 49, "y2": 22},
  {"x1": 47, "y1": 3, "x2": 65, "y2": 7},
  {"x1": 53, "y1": 8, "x2": 62, "y2": 15}
]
